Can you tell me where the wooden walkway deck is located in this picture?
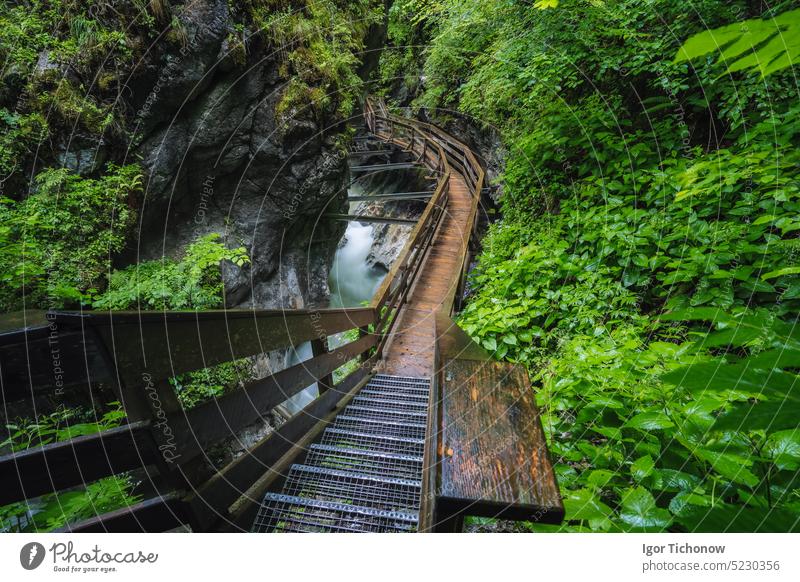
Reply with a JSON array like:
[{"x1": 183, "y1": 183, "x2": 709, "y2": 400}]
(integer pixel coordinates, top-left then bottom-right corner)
[{"x1": 381, "y1": 173, "x2": 473, "y2": 377}]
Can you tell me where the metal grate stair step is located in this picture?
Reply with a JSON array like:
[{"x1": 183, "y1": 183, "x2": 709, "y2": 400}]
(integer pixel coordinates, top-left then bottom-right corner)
[
  {"x1": 282, "y1": 464, "x2": 421, "y2": 512},
  {"x1": 372, "y1": 374, "x2": 431, "y2": 385},
  {"x1": 343, "y1": 404, "x2": 427, "y2": 424},
  {"x1": 353, "y1": 395, "x2": 428, "y2": 412},
  {"x1": 361, "y1": 383, "x2": 431, "y2": 397},
  {"x1": 253, "y1": 375, "x2": 430, "y2": 532},
  {"x1": 252, "y1": 494, "x2": 418, "y2": 533},
  {"x1": 332, "y1": 415, "x2": 426, "y2": 440},
  {"x1": 303, "y1": 444, "x2": 423, "y2": 480},
  {"x1": 360, "y1": 388, "x2": 429, "y2": 403},
  {"x1": 320, "y1": 428, "x2": 425, "y2": 456}
]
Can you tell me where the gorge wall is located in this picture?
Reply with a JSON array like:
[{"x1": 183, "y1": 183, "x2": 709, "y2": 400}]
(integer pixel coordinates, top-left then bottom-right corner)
[{"x1": 2, "y1": 0, "x2": 385, "y2": 311}]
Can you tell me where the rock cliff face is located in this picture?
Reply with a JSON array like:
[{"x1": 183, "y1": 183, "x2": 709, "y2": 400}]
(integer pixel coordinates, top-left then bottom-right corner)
[{"x1": 121, "y1": 0, "x2": 349, "y2": 308}]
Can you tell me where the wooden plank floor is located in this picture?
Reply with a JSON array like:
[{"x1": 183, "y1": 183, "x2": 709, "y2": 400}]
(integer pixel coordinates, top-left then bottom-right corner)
[{"x1": 381, "y1": 173, "x2": 473, "y2": 377}]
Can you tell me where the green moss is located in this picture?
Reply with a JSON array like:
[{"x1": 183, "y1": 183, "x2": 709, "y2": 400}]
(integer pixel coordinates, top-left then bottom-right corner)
[{"x1": 251, "y1": 0, "x2": 383, "y2": 119}]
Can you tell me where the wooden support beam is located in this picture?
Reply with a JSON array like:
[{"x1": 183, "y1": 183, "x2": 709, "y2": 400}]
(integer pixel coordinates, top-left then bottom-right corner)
[
  {"x1": 347, "y1": 191, "x2": 435, "y2": 202},
  {"x1": 324, "y1": 214, "x2": 417, "y2": 225},
  {"x1": 0, "y1": 422, "x2": 159, "y2": 505},
  {"x1": 176, "y1": 333, "x2": 379, "y2": 452},
  {"x1": 51, "y1": 308, "x2": 375, "y2": 386},
  {"x1": 350, "y1": 162, "x2": 418, "y2": 172}
]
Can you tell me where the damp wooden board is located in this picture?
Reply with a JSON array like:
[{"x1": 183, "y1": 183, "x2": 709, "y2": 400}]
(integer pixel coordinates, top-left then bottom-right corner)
[
  {"x1": 436, "y1": 358, "x2": 564, "y2": 523},
  {"x1": 381, "y1": 174, "x2": 474, "y2": 375}
]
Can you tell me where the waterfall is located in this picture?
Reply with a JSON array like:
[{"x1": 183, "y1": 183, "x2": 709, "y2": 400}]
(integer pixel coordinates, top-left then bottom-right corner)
[
  {"x1": 329, "y1": 221, "x2": 386, "y2": 308},
  {"x1": 279, "y1": 342, "x2": 318, "y2": 416}
]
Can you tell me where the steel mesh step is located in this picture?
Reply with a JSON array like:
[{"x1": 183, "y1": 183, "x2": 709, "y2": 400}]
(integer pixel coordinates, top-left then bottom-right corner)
[
  {"x1": 282, "y1": 464, "x2": 421, "y2": 512},
  {"x1": 372, "y1": 374, "x2": 431, "y2": 385},
  {"x1": 253, "y1": 375, "x2": 430, "y2": 533},
  {"x1": 353, "y1": 395, "x2": 428, "y2": 413},
  {"x1": 253, "y1": 494, "x2": 418, "y2": 533},
  {"x1": 320, "y1": 427, "x2": 424, "y2": 456},
  {"x1": 332, "y1": 415, "x2": 426, "y2": 440},
  {"x1": 303, "y1": 444, "x2": 423, "y2": 480},
  {"x1": 362, "y1": 384, "x2": 431, "y2": 398},
  {"x1": 360, "y1": 389, "x2": 429, "y2": 405},
  {"x1": 343, "y1": 404, "x2": 427, "y2": 424}
]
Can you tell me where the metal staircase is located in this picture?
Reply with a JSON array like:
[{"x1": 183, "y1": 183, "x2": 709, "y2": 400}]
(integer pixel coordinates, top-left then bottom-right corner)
[{"x1": 252, "y1": 374, "x2": 430, "y2": 532}]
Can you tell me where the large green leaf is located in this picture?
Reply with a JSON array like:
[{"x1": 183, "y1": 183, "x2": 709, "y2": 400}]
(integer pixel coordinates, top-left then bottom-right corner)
[
  {"x1": 693, "y1": 447, "x2": 760, "y2": 488},
  {"x1": 631, "y1": 455, "x2": 655, "y2": 482},
  {"x1": 619, "y1": 487, "x2": 672, "y2": 530},
  {"x1": 625, "y1": 411, "x2": 674, "y2": 430},
  {"x1": 655, "y1": 469, "x2": 702, "y2": 493},
  {"x1": 715, "y1": 400, "x2": 799, "y2": 431},
  {"x1": 764, "y1": 429, "x2": 800, "y2": 469},
  {"x1": 562, "y1": 489, "x2": 613, "y2": 521},
  {"x1": 662, "y1": 360, "x2": 800, "y2": 402},
  {"x1": 674, "y1": 9, "x2": 800, "y2": 77}
]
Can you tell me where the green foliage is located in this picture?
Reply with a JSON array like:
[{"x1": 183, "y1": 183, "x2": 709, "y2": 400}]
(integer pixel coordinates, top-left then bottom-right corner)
[
  {"x1": 95, "y1": 233, "x2": 252, "y2": 409},
  {"x1": 94, "y1": 233, "x2": 249, "y2": 311},
  {"x1": 251, "y1": 0, "x2": 384, "y2": 118},
  {"x1": 330, "y1": 328, "x2": 361, "y2": 384},
  {"x1": 0, "y1": 475, "x2": 141, "y2": 533},
  {"x1": 1, "y1": 403, "x2": 140, "y2": 533},
  {"x1": 390, "y1": 0, "x2": 800, "y2": 531},
  {"x1": 0, "y1": 163, "x2": 142, "y2": 310},
  {"x1": 0, "y1": 109, "x2": 48, "y2": 177},
  {"x1": 171, "y1": 359, "x2": 254, "y2": 409},
  {"x1": 2, "y1": 403, "x2": 126, "y2": 453},
  {"x1": 676, "y1": 9, "x2": 800, "y2": 77}
]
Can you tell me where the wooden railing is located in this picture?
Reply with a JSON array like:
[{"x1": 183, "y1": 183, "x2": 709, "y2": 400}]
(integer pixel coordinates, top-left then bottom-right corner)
[
  {"x1": 0, "y1": 307, "x2": 380, "y2": 531},
  {"x1": 364, "y1": 98, "x2": 485, "y2": 318},
  {"x1": 0, "y1": 98, "x2": 494, "y2": 533}
]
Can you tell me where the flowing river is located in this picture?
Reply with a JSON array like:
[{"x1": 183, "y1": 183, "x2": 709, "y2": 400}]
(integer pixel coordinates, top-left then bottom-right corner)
[{"x1": 280, "y1": 185, "x2": 393, "y2": 415}]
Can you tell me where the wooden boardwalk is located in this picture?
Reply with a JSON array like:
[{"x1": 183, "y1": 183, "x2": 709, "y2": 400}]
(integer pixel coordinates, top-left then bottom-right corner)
[{"x1": 381, "y1": 173, "x2": 473, "y2": 377}]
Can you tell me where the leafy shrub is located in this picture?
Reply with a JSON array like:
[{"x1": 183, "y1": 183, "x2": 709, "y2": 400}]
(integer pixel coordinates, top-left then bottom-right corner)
[
  {"x1": 252, "y1": 0, "x2": 384, "y2": 118},
  {"x1": 0, "y1": 403, "x2": 140, "y2": 533},
  {"x1": 0, "y1": 109, "x2": 48, "y2": 177},
  {"x1": 95, "y1": 233, "x2": 252, "y2": 409},
  {"x1": 1, "y1": 403, "x2": 126, "y2": 453},
  {"x1": 94, "y1": 233, "x2": 249, "y2": 311},
  {"x1": 171, "y1": 358, "x2": 254, "y2": 409},
  {"x1": 0, "y1": 163, "x2": 142, "y2": 310}
]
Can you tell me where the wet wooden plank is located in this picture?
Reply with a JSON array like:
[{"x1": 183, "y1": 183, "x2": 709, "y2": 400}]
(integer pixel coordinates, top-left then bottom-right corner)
[
  {"x1": 58, "y1": 494, "x2": 188, "y2": 533},
  {"x1": 0, "y1": 422, "x2": 158, "y2": 505},
  {"x1": 180, "y1": 333, "x2": 379, "y2": 450},
  {"x1": 436, "y1": 358, "x2": 564, "y2": 524},
  {"x1": 51, "y1": 308, "x2": 376, "y2": 386},
  {"x1": 381, "y1": 173, "x2": 475, "y2": 376}
]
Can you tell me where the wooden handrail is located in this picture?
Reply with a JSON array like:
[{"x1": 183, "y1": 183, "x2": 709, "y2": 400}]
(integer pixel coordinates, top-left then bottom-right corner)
[
  {"x1": 364, "y1": 98, "x2": 485, "y2": 317},
  {"x1": 0, "y1": 422, "x2": 158, "y2": 506}
]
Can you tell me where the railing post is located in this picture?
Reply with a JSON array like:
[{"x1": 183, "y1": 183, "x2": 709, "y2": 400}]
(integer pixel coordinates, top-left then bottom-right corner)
[{"x1": 310, "y1": 338, "x2": 333, "y2": 393}]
